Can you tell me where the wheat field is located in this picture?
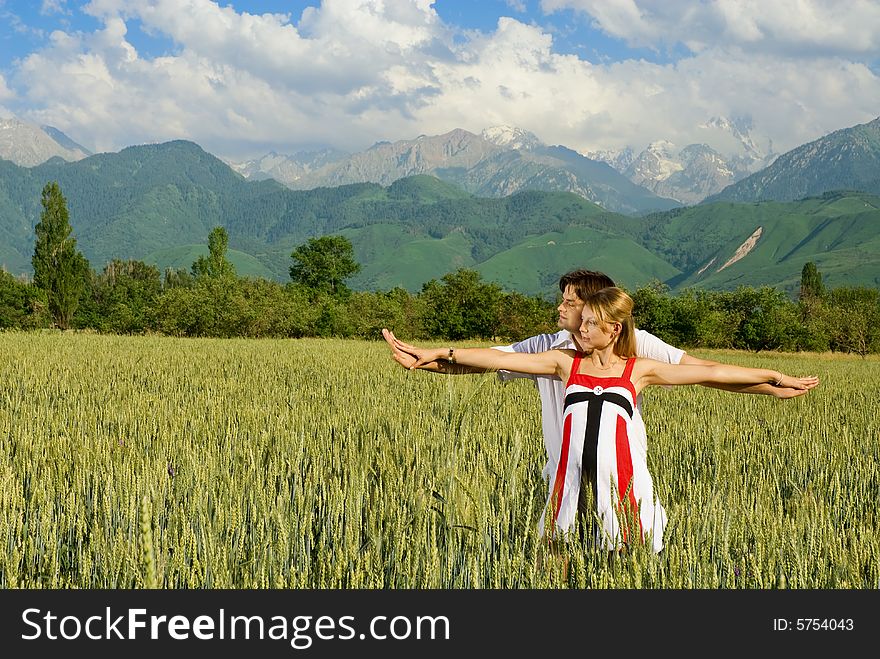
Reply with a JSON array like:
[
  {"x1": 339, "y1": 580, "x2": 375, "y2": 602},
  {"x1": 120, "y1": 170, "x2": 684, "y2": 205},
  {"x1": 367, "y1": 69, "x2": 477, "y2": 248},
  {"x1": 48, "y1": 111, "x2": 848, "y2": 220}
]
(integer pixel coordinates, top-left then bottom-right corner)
[{"x1": 0, "y1": 331, "x2": 877, "y2": 589}]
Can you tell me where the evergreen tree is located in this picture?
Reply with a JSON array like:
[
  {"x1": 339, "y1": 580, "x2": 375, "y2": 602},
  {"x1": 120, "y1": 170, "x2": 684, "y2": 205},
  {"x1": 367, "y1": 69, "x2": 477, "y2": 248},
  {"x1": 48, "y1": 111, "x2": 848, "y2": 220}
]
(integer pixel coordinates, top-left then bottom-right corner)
[
  {"x1": 31, "y1": 181, "x2": 90, "y2": 329},
  {"x1": 799, "y1": 261, "x2": 825, "y2": 300},
  {"x1": 289, "y1": 235, "x2": 360, "y2": 297},
  {"x1": 192, "y1": 226, "x2": 236, "y2": 279}
]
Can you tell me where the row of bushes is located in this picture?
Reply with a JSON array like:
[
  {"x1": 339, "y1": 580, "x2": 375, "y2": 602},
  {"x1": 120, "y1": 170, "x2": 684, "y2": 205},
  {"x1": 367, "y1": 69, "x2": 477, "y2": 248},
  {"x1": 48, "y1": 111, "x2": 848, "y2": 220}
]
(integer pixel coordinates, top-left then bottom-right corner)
[
  {"x1": 3, "y1": 263, "x2": 879, "y2": 354},
  {"x1": 0, "y1": 265, "x2": 555, "y2": 342},
  {"x1": 631, "y1": 282, "x2": 880, "y2": 355}
]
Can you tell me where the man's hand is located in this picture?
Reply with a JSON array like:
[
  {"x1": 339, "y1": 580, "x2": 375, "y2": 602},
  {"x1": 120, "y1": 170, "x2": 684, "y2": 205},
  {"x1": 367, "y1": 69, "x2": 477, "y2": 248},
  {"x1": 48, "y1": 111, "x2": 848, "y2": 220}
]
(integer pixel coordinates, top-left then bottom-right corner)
[{"x1": 387, "y1": 334, "x2": 447, "y2": 369}]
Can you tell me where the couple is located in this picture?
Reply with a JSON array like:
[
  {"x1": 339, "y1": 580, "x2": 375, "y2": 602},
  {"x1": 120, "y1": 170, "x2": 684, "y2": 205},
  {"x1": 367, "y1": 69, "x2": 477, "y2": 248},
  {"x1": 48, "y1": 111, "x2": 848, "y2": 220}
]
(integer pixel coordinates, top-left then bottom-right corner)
[{"x1": 383, "y1": 270, "x2": 819, "y2": 553}]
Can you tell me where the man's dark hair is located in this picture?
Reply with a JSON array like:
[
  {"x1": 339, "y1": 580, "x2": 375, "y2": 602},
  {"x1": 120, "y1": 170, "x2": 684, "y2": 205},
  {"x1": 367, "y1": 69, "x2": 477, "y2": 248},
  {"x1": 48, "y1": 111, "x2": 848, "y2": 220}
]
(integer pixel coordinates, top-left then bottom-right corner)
[{"x1": 558, "y1": 269, "x2": 616, "y2": 302}]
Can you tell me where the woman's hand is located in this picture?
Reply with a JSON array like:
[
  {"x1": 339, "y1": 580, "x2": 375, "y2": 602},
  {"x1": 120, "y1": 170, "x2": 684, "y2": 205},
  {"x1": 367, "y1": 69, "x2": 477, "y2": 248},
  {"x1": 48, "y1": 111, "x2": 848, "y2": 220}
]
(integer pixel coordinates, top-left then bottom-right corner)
[
  {"x1": 402, "y1": 342, "x2": 448, "y2": 370},
  {"x1": 382, "y1": 329, "x2": 419, "y2": 369},
  {"x1": 382, "y1": 329, "x2": 449, "y2": 370},
  {"x1": 775, "y1": 374, "x2": 820, "y2": 392},
  {"x1": 386, "y1": 331, "x2": 424, "y2": 361}
]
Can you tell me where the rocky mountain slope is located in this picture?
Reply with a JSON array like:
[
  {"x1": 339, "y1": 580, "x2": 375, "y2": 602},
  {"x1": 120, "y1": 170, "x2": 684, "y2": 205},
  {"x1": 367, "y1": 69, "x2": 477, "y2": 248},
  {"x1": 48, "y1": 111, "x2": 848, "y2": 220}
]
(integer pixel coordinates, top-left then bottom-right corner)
[
  {"x1": 0, "y1": 116, "x2": 90, "y2": 166},
  {"x1": 707, "y1": 116, "x2": 880, "y2": 203}
]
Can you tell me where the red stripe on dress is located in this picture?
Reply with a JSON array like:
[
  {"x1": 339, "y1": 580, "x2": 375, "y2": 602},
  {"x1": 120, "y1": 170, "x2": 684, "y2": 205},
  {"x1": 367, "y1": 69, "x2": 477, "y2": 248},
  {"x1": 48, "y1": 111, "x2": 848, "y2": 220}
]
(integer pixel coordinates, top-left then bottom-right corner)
[
  {"x1": 551, "y1": 413, "x2": 574, "y2": 529},
  {"x1": 614, "y1": 414, "x2": 641, "y2": 544}
]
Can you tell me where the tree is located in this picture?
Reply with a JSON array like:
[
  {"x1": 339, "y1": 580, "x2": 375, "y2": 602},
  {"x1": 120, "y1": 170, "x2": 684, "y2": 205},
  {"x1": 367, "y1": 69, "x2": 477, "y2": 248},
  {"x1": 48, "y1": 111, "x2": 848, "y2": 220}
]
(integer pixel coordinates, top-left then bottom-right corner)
[
  {"x1": 92, "y1": 259, "x2": 162, "y2": 333},
  {"x1": 32, "y1": 181, "x2": 90, "y2": 329},
  {"x1": 631, "y1": 281, "x2": 676, "y2": 343},
  {"x1": 192, "y1": 226, "x2": 236, "y2": 279},
  {"x1": 345, "y1": 288, "x2": 426, "y2": 340},
  {"x1": 799, "y1": 261, "x2": 825, "y2": 301},
  {"x1": 725, "y1": 286, "x2": 801, "y2": 352},
  {"x1": 289, "y1": 235, "x2": 360, "y2": 297},
  {"x1": 668, "y1": 288, "x2": 736, "y2": 349},
  {"x1": 420, "y1": 268, "x2": 504, "y2": 340},
  {"x1": 825, "y1": 287, "x2": 880, "y2": 356},
  {"x1": 495, "y1": 291, "x2": 555, "y2": 342},
  {"x1": 798, "y1": 261, "x2": 829, "y2": 350},
  {"x1": 0, "y1": 269, "x2": 48, "y2": 329}
]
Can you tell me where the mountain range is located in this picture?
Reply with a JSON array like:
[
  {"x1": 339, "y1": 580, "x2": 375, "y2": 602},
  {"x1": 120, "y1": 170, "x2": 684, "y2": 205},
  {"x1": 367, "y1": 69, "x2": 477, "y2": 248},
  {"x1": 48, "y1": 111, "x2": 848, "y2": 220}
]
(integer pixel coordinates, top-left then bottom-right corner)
[
  {"x1": 621, "y1": 141, "x2": 740, "y2": 206},
  {"x1": 229, "y1": 126, "x2": 679, "y2": 215},
  {"x1": 584, "y1": 117, "x2": 777, "y2": 204},
  {"x1": 0, "y1": 114, "x2": 781, "y2": 210},
  {"x1": 0, "y1": 114, "x2": 878, "y2": 296},
  {"x1": 706, "y1": 116, "x2": 880, "y2": 203},
  {"x1": 1, "y1": 138, "x2": 879, "y2": 296},
  {"x1": 227, "y1": 119, "x2": 776, "y2": 210}
]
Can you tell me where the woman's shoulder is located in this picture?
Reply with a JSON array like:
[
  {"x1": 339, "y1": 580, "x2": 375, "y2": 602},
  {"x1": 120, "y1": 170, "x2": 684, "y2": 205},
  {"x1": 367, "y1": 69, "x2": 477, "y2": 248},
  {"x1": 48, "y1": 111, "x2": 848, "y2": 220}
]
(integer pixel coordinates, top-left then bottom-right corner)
[
  {"x1": 550, "y1": 348, "x2": 578, "y2": 363},
  {"x1": 630, "y1": 356, "x2": 663, "y2": 373}
]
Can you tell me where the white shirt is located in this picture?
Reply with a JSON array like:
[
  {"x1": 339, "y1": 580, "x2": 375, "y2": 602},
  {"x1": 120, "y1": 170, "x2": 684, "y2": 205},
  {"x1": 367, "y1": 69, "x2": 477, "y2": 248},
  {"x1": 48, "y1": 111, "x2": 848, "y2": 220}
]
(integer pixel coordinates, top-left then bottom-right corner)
[{"x1": 494, "y1": 329, "x2": 684, "y2": 539}]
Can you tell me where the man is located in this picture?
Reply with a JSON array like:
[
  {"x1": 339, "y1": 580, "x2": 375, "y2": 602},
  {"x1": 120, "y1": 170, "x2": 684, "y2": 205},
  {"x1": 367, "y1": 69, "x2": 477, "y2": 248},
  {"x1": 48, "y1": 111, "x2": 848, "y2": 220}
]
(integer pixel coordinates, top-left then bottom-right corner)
[{"x1": 383, "y1": 269, "x2": 810, "y2": 547}]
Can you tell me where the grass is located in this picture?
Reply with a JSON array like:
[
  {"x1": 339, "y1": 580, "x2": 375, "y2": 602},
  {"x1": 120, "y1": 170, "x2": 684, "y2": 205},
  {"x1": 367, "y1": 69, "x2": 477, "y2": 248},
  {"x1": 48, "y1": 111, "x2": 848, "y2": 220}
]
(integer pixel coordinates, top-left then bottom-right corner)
[{"x1": 0, "y1": 332, "x2": 877, "y2": 588}]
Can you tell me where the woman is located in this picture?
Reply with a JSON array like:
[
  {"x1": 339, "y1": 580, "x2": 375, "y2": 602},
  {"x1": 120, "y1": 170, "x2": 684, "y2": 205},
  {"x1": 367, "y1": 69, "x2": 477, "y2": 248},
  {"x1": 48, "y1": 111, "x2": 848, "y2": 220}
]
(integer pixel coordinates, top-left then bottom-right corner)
[{"x1": 392, "y1": 287, "x2": 820, "y2": 552}]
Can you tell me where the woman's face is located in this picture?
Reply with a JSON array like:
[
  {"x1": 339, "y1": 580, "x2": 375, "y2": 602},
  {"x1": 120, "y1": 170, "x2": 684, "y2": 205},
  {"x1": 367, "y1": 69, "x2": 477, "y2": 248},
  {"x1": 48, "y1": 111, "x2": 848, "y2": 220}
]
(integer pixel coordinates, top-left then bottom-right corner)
[{"x1": 579, "y1": 307, "x2": 618, "y2": 349}]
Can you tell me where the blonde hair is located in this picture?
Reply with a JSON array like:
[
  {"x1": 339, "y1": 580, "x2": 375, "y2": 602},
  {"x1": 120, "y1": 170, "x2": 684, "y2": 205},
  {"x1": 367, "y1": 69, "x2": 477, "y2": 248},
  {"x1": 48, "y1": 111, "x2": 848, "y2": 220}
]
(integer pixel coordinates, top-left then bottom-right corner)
[{"x1": 583, "y1": 287, "x2": 636, "y2": 358}]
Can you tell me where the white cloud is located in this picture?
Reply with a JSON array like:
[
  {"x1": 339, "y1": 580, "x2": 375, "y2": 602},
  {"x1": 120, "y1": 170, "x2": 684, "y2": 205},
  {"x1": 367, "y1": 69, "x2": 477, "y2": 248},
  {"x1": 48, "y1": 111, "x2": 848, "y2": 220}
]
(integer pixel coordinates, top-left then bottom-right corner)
[
  {"x1": 541, "y1": 0, "x2": 880, "y2": 57},
  {"x1": 7, "y1": 0, "x2": 880, "y2": 161},
  {"x1": 0, "y1": 74, "x2": 15, "y2": 103},
  {"x1": 41, "y1": 0, "x2": 71, "y2": 16},
  {"x1": 15, "y1": 0, "x2": 452, "y2": 153}
]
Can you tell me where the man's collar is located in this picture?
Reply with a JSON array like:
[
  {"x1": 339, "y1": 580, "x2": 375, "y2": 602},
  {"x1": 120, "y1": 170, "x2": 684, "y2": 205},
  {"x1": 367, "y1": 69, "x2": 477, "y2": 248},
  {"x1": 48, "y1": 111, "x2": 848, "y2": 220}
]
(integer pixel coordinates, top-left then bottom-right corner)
[{"x1": 551, "y1": 330, "x2": 577, "y2": 350}]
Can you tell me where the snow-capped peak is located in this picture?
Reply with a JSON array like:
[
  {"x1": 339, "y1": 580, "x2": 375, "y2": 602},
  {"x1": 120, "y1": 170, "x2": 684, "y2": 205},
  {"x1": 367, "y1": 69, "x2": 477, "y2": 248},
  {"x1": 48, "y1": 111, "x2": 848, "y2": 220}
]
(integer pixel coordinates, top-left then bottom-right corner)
[
  {"x1": 628, "y1": 141, "x2": 684, "y2": 181},
  {"x1": 644, "y1": 140, "x2": 679, "y2": 160},
  {"x1": 480, "y1": 125, "x2": 542, "y2": 150},
  {"x1": 700, "y1": 116, "x2": 771, "y2": 164},
  {"x1": 582, "y1": 146, "x2": 635, "y2": 172}
]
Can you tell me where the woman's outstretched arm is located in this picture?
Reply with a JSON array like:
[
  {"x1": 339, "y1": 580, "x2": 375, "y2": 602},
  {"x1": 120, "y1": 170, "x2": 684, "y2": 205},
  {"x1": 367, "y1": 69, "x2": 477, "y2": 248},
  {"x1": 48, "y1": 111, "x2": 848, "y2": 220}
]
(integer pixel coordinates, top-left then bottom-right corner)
[
  {"x1": 636, "y1": 359, "x2": 820, "y2": 393},
  {"x1": 391, "y1": 335, "x2": 570, "y2": 379},
  {"x1": 382, "y1": 329, "x2": 489, "y2": 374},
  {"x1": 678, "y1": 353, "x2": 816, "y2": 399}
]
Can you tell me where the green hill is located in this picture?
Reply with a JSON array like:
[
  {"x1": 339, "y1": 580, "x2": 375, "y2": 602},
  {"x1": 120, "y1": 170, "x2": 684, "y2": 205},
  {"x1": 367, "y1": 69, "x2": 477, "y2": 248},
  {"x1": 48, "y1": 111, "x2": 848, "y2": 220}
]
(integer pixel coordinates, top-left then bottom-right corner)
[
  {"x1": 0, "y1": 145, "x2": 647, "y2": 291},
  {"x1": 344, "y1": 226, "x2": 476, "y2": 291},
  {"x1": 636, "y1": 191, "x2": 880, "y2": 294},
  {"x1": 143, "y1": 244, "x2": 276, "y2": 280},
  {"x1": 475, "y1": 226, "x2": 680, "y2": 295}
]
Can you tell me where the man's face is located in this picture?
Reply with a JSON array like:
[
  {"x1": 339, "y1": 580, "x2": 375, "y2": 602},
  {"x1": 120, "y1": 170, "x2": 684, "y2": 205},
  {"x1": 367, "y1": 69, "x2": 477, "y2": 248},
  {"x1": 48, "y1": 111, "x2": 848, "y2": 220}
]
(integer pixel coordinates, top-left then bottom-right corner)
[{"x1": 557, "y1": 284, "x2": 585, "y2": 333}]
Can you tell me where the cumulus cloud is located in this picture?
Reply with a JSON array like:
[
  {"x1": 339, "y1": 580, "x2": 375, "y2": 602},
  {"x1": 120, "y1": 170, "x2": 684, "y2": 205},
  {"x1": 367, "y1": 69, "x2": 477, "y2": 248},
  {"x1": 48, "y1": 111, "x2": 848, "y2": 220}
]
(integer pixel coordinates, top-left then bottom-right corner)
[
  {"x1": 15, "y1": 0, "x2": 451, "y2": 153},
  {"x1": 541, "y1": 0, "x2": 880, "y2": 57},
  {"x1": 0, "y1": 74, "x2": 15, "y2": 102},
  {"x1": 420, "y1": 22, "x2": 879, "y2": 157},
  {"x1": 7, "y1": 0, "x2": 880, "y2": 161}
]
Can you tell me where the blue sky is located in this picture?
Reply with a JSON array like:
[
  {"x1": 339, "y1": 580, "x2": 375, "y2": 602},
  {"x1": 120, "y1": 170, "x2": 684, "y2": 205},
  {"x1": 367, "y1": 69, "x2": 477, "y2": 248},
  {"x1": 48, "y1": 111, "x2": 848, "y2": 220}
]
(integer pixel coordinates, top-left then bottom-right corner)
[
  {"x1": 0, "y1": 1, "x2": 678, "y2": 65},
  {"x1": 0, "y1": 1, "x2": 878, "y2": 161}
]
